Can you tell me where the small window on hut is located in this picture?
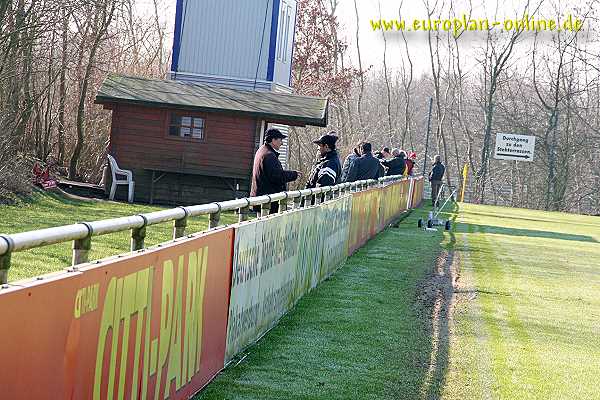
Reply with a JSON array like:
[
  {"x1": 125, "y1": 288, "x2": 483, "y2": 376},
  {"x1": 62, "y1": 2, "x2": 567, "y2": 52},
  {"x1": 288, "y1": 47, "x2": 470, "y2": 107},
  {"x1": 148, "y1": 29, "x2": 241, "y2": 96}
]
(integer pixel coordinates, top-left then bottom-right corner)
[{"x1": 168, "y1": 114, "x2": 205, "y2": 140}]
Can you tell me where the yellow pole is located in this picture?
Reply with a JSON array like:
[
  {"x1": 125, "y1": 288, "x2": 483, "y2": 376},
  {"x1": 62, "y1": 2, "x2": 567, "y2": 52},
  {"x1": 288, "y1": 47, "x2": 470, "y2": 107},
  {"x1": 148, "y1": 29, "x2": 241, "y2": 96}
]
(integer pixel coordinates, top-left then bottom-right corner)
[{"x1": 460, "y1": 164, "x2": 468, "y2": 202}]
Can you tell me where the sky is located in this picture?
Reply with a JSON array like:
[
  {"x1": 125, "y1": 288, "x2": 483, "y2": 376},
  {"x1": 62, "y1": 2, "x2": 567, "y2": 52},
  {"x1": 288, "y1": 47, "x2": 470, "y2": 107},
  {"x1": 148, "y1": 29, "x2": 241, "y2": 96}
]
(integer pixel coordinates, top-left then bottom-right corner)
[{"x1": 137, "y1": 0, "x2": 595, "y2": 78}]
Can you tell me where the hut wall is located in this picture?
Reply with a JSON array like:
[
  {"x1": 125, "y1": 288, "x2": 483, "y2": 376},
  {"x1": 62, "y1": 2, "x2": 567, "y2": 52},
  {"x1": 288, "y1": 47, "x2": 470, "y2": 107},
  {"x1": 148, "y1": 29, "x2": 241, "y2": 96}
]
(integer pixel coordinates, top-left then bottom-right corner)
[{"x1": 107, "y1": 104, "x2": 259, "y2": 205}]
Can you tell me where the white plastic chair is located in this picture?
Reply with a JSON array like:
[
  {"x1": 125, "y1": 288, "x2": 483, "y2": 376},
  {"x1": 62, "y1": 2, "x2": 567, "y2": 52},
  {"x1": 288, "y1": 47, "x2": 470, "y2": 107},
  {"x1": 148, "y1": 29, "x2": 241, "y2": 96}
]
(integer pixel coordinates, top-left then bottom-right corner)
[{"x1": 107, "y1": 154, "x2": 134, "y2": 203}]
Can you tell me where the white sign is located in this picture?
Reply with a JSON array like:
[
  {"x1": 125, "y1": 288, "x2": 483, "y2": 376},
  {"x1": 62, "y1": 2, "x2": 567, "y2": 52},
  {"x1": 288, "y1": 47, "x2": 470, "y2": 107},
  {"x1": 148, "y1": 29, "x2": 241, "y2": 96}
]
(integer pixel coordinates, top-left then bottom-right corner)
[{"x1": 494, "y1": 133, "x2": 536, "y2": 161}]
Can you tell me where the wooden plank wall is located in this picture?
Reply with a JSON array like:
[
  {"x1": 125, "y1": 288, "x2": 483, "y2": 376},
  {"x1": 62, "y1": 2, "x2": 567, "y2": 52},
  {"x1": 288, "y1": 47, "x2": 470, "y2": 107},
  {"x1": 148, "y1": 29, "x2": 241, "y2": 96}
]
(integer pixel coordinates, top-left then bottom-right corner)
[{"x1": 107, "y1": 104, "x2": 257, "y2": 204}]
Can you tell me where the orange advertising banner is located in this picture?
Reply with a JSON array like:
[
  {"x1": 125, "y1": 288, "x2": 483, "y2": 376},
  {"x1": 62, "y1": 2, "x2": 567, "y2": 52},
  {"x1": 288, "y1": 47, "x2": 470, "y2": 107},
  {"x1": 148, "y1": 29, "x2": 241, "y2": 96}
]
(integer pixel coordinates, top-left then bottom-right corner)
[
  {"x1": 348, "y1": 188, "x2": 381, "y2": 255},
  {"x1": 0, "y1": 228, "x2": 234, "y2": 400},
  {"x1": 378, "y1": 179, "x2": 410, "y2": 230},
  {"x1": 412, "y1": 177, "x2": 424, "y2": 207}
]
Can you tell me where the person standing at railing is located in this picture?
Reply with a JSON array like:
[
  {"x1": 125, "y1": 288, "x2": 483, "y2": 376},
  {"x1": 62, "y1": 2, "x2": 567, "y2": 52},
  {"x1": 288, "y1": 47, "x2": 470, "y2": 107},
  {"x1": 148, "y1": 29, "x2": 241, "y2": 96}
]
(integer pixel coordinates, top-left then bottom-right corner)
[
  {"x1": 429, "y1": 155, "x2": 445, "y2": 207},
  {"x1": 251, "y1": 128, "x2": 301, "y2": 214},
  {"x1": 405, "y1": 152, "x2": 417, "y2": 176},
  {"x1": 340, "y1": 141, "x2": 363, "y2": 182},
  {"x1": 381, "y1": 148, "x2": 406, "y2": 176},
  {"x1": 306, "y1": 133, "x2": 342, "y2": 190},
  {"x1": 381, "y1": 147, "x2": 392, "y2": 159},
  {"x1": 344, "y1": 142, "x2": 384, "y2": 182}
]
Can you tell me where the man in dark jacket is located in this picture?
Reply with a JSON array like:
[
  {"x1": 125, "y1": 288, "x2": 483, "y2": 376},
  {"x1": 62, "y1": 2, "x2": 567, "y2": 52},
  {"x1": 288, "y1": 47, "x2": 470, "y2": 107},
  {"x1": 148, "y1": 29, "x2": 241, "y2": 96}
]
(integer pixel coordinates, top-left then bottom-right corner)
[
  {"x1": 344, "y1": 142, "x2": 384, "y2": 182},
  {"x1": 306, "y1": 133, "x2": 342, "y2": 188},
  {"x1": 250, "y1": 128, "x2": 300, "y2": 214},
  {"x1": 381, "y1": 148, "x2": 406, "y2": 176},
  {"x1": 429, "y1": 155, "x2": 445, "y2": 206},
  {"x1": 341, "y1": 141, "x2": 363, "y2": 182}
]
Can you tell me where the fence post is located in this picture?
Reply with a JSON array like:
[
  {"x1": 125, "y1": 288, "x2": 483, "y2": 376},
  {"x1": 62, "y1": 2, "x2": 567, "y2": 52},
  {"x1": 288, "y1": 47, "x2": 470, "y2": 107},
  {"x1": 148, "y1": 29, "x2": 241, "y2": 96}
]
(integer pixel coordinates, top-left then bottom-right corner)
[
  {"x1": 131, "y1": 215, "x2": 147, "y2": 251},
  {"x1": 209, "y1": 211, "x2": 221, "y2": 228},
  {"x1": 0, "y1": 235, "x2": 13, "y2": 285},
  {"x1": 239, "y1": 202, "x2": 250, "y2": 222},
  {"x1": 131, "y1": 226, "x2": 146, "y2": 251},
  {"x1": 326, "y1": 189, "x2": 333, "y2": 201},
  {"x1": 173, "y1": 207, "x2": 189, "y2": 239},
  {"x1": 72, "y1": 223, "x2": 92, "y2": 266},
  {"x1": 293, "y1": 195, "x2": 302, "y2": 209},
  {"x1": 72, "y1": 236, "x2": 91, "y2": 266},
  {"x1": 0, "y1": 252, "x2": 11, "y2": 285},
  {"x1": 279, "y1": 193, "x2": 288, "y2": 212},
  {"x1": 261, "y1": 196, "x2": 272, "y2": 217},
  {"x1": 313, "y1": 189, "x2": 321, "y2": 205}
]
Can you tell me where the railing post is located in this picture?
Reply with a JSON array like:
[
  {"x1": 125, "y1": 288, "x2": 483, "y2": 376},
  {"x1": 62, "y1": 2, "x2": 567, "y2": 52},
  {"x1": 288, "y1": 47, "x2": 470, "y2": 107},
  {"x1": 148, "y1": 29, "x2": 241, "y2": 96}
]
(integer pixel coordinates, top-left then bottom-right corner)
[
  {"x1": 131, "y1": 216, "x2": 147, "y2": 251},
  {"x1": 72, "y1": 223, "x2": 92, "y2": 266},
  {"x1": 239, "y1": 200, "x2": 250, "y2": 222},
  {"x1": 131, "y1": 226, "x2": 146, "y2": 251},
  {"x1": 209, "y1": 208, "x2": 221, "y2": 229},
  {"x1": 72, "y1": 237, "x2": 91, "y2": 266},
  {"x1": 208, "y1": 203, "x2": 222, "y2": 228},
  {"x1": 0, "y1": 235, "x2": 13, "y2": 285},
  {"x1": 261, "y1": 196, "x2": 272, "y2": 217},
  {"x1": 279, "y1": 193, "x2": 288, "y2": 212},
  {"x1": 313, "y1": 189, "x2": 321, "y2": 205},
  {"x1": 326, "y1": 189, "x2": 333, "y2": 201},
  {"x1": 0, "y1": 252, "x2": 11, "y2": 286},
  {"x1": 173, "y1": 207, "x2": 189, "y2": 239},
  {"x1": 293, "y1": 195, "x2": 302, "y2": 209}
]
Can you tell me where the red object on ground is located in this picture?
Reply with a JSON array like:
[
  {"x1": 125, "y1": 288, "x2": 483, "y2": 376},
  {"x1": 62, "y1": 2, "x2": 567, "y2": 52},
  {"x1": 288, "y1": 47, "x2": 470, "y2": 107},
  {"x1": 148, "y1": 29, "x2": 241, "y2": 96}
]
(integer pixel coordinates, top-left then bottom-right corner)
[{"x1": 32, "y1": 162, "x2": 57, "y2": 189}]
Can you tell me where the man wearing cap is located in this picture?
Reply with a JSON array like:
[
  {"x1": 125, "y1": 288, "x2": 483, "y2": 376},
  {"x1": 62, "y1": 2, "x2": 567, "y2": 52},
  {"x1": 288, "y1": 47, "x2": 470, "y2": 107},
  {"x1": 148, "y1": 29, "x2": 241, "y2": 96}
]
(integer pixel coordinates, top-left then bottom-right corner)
[
  {"x1": 251, "y1": 128, "x2": 300, "y2": 214},
  {"x1": 306, "y1": 133, "x2": 342, "y2": 190}
]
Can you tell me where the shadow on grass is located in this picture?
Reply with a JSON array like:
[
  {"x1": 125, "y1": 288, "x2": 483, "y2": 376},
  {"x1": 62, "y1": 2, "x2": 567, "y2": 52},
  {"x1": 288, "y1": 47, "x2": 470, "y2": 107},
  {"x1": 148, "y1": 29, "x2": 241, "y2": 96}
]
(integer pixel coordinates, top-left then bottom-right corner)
[
  {"x1": 415, "y1": 201, "x2": 459, "y2": 400},
  {"x1": 467, "y1": 222, "x2": 597, "y2": 243}
]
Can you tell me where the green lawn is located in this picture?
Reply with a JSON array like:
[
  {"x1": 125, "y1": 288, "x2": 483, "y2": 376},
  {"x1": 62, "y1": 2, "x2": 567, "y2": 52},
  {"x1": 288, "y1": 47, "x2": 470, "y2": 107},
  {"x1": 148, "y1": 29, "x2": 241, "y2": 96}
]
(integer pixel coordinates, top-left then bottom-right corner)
[
  {"x1": 0, "y1": 190, "x2": 238, "y2": 282},
  {"x1": 443, "y1": 204, "x2": 600, "y2": 400},
  {"x1": 196, "y1": 205, "x2": 454, "y2": 400},
  {"x1": 195, "y1": 202, "x2": 600, "y2": 400}
]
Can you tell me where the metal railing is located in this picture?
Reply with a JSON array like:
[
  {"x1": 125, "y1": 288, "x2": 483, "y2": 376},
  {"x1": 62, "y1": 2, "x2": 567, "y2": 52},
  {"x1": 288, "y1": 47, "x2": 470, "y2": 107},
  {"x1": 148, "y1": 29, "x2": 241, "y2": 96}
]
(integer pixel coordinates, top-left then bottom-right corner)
[{"x1": 0, "y1": 175, "x2": 412, "y2": 285}]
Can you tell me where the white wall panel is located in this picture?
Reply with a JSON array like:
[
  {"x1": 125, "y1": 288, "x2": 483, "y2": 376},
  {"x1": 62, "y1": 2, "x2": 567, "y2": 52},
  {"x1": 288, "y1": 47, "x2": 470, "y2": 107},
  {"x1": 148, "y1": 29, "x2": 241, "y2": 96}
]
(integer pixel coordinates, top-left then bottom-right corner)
[{"x1": 175, "y1": 0, "x2": 273, "y2": 81}]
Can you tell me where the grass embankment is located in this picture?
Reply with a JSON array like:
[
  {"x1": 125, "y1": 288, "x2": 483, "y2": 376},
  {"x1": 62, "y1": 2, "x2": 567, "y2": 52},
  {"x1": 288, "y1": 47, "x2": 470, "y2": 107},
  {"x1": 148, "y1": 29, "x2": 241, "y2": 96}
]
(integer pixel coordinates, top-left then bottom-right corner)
[
  {"x1": 196, "y1": 205, "x2": 455, "y2": 400},
  {"x1": 444, "y1": 204, "x2": 600, "y2": 400},
  {"x1": 0, "y1": 190, "x2": 237, "y2": 282}
]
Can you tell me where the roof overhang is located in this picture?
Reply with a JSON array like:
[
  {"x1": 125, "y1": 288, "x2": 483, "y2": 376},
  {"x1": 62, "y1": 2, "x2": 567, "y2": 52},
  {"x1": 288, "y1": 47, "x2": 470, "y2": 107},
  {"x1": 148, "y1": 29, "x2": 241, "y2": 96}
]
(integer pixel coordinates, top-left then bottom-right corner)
[{"x1": 95, "y1": 74, "x2": 329, "y2": 127}]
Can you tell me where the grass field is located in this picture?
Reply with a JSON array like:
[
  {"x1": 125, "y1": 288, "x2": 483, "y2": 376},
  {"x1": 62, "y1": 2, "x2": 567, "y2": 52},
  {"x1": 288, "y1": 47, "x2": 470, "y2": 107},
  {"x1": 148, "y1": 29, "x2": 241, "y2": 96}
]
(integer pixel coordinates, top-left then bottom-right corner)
[
  {"x1": 0, "y1": 190, "x2": 237, "y2": 282},
  {"x1": 195, "y1": 206, "x2": 453, "y2": 400},
  {"x1": 444, "y1": 204, "x2": 600, "y2": 400},
  {"x1": 195, "y1": 202, "x2": 600, "y2": 400}
]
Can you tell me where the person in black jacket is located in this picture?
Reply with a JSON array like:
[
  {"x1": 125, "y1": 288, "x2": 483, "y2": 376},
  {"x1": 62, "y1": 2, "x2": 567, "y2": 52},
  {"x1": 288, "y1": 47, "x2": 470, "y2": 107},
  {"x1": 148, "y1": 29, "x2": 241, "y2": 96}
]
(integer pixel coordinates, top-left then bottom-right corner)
[
  {"x1": 250, "y1": 128, "x2": 300, "y2": 214},
  {"x1": 344, "y1": 142, "x2": 384, "y2": 182},
  {"x1": 306, "y1": 133, "x2": 342, "y2": 189},
  {"x1": 381, "y1": 148, "x2": 406, "y2": 176},
  {"x1": 341, "y1": 141, "x2": 363, "y2": 182},
  {"x1": 429, "y1": 155, "x2": 445, "y2": 206}
]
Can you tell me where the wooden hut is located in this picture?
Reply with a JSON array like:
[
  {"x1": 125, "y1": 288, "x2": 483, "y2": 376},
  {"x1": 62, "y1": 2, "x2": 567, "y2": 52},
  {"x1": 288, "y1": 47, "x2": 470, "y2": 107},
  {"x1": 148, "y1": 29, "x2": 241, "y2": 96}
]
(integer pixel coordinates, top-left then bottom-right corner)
[{"x1": 95, "y1": 74, "x2": 328, "y2": 205}]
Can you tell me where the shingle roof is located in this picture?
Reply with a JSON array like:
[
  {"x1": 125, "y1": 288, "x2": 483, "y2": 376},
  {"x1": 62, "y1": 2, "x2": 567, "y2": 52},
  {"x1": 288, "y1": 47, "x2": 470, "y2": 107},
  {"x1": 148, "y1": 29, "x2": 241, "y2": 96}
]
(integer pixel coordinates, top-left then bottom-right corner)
[{"x1": 95, "y1": 74, "x2": 328, "y2": 127}]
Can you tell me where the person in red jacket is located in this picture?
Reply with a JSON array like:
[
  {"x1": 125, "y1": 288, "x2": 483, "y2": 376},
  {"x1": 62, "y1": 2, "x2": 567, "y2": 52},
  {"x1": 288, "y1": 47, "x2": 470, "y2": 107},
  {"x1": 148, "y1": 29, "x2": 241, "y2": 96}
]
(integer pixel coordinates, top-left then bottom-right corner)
[{"x1": 405, "y1": 152, "x2": 417, "y2": 176}]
